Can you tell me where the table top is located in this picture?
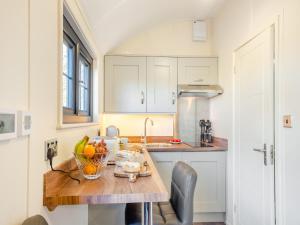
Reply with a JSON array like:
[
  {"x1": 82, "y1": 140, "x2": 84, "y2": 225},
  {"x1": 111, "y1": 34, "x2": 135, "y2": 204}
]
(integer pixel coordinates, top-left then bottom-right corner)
[{"x1": 43, "y1": 150, "x2": 169, "y2": 211}]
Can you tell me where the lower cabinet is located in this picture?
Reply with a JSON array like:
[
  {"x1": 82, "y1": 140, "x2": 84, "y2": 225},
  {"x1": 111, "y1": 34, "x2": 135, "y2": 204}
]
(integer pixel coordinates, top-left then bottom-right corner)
[
  {"x1": 150, "y1": 151, "x2": 226, "y2": 222},
  {"x1": 150, "y1": 152, "x2": 181, "y2": 197}
]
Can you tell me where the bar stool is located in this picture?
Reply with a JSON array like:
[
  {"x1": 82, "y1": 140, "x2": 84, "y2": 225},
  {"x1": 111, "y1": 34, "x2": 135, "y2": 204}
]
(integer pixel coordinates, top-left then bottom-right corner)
[
  {"x1": 22, "y1": 215, "x2": 48, "y2": 225},
  {"x1": 125, "y1": 161, "x2": 197, "y2": 225}
]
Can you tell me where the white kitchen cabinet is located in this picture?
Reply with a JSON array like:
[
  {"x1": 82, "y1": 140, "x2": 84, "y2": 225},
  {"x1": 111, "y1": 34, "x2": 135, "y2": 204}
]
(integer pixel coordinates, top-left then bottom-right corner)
[
  {"x1": 150, "y1": 151, "x2": 226, "y2": 221},
  {"x1": 178, "y1": 57, "x2": 218, "y2": 85},
  {"x1": 150, "y1": 152, "x2": 181, "y2": 195},
  {"x1": 147, "y1": 57, "x2": 177, "y2": 113},
  {"x1": 105, "y1": 56, "x2": 147, "y2": 113},
  {"x1": 182, "y1": 152, "x2": 226, "y2": 213}
]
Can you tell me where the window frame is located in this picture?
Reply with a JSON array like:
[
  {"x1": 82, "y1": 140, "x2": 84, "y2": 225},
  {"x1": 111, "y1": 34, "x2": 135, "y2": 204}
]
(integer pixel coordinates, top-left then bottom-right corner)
[
  {"x1": 62, "y1": 34, "x2": 76, "y2": 115},
  {"x1": 78, "y1": 53, "x2": 92, "y2": 116},
  {"x1": 62, "y1": 16, "x2": 93, "y2": 124}
]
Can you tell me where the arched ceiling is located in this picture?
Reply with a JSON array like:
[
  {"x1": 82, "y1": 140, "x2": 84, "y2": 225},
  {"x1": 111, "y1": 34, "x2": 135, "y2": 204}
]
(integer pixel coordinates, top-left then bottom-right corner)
[{"x1": 79, "y1": 0, "x2": 226, "y2": 53}]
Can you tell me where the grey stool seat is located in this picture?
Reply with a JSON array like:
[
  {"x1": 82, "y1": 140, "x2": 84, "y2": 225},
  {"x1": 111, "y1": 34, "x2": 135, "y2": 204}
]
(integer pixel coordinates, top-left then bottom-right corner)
[
  {"x1": 125, "y1": 161, "x2": 197, "y2": 225},
  {"x1": 22, "y1": 215, "x2": 48, "y2": 225}
]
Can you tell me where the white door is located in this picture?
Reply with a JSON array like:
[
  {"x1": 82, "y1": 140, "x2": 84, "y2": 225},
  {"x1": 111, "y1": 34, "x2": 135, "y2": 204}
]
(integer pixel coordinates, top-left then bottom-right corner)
[
  {"x1": 234, "y1": 26, "x2": 275, "y2": 225},
  {"x1": 105, "y1": 56, "x2": 147, "y2": 113},
  {"x1": 178, "y1": 57, "x2": 218, "y2": 85},
  {"x1": 147, "y1": 57, "x2": 177, "y2": 113}
]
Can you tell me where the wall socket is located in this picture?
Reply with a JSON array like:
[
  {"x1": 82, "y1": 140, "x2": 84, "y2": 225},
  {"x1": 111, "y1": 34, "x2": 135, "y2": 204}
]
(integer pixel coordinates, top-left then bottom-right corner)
[{"x1": 45, "y1": 138, "x2": 58, "y2": 161}]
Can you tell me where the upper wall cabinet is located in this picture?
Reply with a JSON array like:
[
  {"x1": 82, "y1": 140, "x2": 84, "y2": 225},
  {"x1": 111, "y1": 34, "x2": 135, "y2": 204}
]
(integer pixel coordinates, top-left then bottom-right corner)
[
  {"x1": 178, "y1": 57, "x2": 218, "y2": 85},
  {"x1": 147, "y1": 57, "x2": 177, "y2": 113},
  {"x1": 105, "y1": 56, "x2": 147, "y2": 113},
  {"x1": 105, "y1": 56, "x2": 218, "y2": 113}
]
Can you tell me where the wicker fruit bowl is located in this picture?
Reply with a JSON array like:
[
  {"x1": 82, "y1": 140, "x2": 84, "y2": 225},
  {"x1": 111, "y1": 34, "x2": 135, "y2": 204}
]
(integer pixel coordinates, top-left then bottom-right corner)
[{"x1": 74, "y1": 137, "x2": 110, "y2": 180}]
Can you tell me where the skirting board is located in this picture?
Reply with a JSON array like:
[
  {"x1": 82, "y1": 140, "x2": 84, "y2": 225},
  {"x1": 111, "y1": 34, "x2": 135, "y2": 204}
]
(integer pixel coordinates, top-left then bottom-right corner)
[{"x1": 193, "y1": 212, "x2": 226, "y2": 223}]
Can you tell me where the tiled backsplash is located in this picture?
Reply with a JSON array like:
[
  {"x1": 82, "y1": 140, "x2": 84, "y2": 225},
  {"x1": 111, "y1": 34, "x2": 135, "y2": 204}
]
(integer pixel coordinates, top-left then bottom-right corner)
[{"x1": 176, "y1": 97, "x2": 209, "y2": 143}]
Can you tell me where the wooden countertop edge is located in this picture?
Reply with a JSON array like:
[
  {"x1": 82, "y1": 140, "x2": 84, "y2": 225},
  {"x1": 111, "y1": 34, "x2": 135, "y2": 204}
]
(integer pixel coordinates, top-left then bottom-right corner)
[
  {"x1": 147, "y1": 147, "x2": 227, "y2": 152},
  {"x1": 44, "y1": 192, "x2": 169, "y2": 211},
  {"x1": 125, "y1": 136, "x2": 228, "y2": 152},
  {"x1": 43, "y1": 150, "x2": 168, "y2": 211},
  {"x1": 146, "y1": 137, "x2": 228, "y2": 152}
]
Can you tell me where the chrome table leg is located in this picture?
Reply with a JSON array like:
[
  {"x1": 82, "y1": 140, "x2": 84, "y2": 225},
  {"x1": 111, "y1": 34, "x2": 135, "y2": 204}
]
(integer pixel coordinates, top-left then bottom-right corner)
[{"x1": 142, "y1": 202, "x2": 153, "y2": 225}]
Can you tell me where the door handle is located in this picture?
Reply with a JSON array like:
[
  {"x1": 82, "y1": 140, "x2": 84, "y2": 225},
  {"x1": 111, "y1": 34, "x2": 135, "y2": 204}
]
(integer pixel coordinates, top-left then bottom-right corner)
[
  {"x1": 141, "y1": 91, "x2": 145, "y2": 104},
  {"x1": 172, "y1": 92, "x2": 176, "y2": 105},
  {"x1": 253, "y1": 144, "x2": 267, "y2": 166},
  {"x1": 253, "y1": 148, "x2": 266, "y2": 153}
]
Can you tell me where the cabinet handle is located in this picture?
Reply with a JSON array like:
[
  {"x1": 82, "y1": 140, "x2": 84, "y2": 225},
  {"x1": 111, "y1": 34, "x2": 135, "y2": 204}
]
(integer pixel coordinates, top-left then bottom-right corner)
[
  {"x1": 141, "y1": 91, "x2": 145, "y2": 104},
  {"x1": 172, "y1": 92, "x2": 176, "y2": 105}
]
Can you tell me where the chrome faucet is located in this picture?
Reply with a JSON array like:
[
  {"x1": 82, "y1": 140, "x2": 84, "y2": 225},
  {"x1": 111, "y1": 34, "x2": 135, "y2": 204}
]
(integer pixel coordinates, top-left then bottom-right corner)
[{"x1": 143, "y1": 117, "x2": 154, "y2": 144}]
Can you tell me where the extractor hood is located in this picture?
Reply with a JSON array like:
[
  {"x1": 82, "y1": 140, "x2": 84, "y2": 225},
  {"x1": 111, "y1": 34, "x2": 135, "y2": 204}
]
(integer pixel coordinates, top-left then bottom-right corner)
[{"x1": 178, "y1": 84, "x2": 223, "y2": 98}]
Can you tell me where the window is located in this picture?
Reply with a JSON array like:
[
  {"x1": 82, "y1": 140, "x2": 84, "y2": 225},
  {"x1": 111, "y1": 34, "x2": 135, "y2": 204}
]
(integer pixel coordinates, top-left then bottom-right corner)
[{"x1": 63, "y1": 16, "x2": 93, "y2": 123}]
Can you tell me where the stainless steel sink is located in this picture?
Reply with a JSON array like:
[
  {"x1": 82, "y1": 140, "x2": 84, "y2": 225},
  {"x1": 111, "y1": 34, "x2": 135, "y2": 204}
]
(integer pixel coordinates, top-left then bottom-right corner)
[{"x1": 144, "y1": 143, "x2": 173, "y2": 148}]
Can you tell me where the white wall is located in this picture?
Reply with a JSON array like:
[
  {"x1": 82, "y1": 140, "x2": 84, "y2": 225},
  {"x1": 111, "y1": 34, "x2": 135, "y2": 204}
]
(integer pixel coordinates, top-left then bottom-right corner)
[
  {"x1": 78, "y1": 0, "x2": 222, "y2": 54},
  {"x1": 0, "y1": 1, "x2": 29, "y2": 224},
  {"x1": 0, "y1": 0, "x2": 103, "y2": 224},
  {"x1": 109, "y1": 20, "x2": 213, "y2": 56},
  {"x1": 102, "y1": 114, "x2": 174, "y2": 136},
  {"x1": 211, "y1": 0, "x2": 300, "y2": 224}
]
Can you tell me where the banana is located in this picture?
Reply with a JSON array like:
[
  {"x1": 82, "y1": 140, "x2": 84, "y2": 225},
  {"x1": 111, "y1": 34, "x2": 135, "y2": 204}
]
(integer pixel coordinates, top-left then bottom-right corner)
[
  {"x1": 74, "y1": 140, "x2": 83, "y2": 153},
  {"x1": 75, "y1": 136, "x2": 89, "y2": 155},
  {"x1": 74, "y1": 136, "x2": 90, "y2": 164}
]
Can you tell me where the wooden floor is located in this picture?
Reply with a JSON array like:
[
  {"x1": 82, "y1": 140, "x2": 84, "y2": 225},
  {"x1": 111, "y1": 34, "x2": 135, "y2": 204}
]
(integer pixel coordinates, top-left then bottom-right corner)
[{"x1": 194, "y1": 223, "x2": 225, "y2": 225}]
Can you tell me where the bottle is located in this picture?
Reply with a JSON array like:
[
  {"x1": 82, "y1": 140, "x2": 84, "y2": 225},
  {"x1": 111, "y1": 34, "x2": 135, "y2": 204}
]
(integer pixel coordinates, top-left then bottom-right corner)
[{"x1": 199, "y1": 120, "x2": 206, "y2": 142}]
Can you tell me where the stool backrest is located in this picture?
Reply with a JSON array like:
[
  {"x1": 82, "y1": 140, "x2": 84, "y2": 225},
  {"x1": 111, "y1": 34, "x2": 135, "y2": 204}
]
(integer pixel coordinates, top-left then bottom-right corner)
[
  {"x1": 22, "y1": 215, "x2": 48, "y2": 225},
  {"x1": 170, "y1": 161, "x2": 197, "y2": 225}
]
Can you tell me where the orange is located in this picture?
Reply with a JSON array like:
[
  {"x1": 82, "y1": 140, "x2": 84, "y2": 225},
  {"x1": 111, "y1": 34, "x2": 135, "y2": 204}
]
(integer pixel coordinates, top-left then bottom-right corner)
[
  {"x1": 83, "y1": 163, "x2": 97, "y2": 175},
  {"x1": 83, "y1": 144, "x2": 95, "y2": 158}
]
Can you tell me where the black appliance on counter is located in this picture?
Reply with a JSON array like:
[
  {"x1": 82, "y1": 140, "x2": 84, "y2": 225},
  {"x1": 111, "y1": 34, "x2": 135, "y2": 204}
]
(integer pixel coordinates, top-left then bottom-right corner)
[{"x1": 199, "y1": 119, "x2": 213, "y2": 143}]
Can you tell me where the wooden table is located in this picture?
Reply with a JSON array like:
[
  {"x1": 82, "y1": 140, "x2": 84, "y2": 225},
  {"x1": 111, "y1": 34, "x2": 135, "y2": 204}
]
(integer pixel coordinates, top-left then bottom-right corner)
[{"x1": 44, "y1": 150, "x2": 169, "y2": 225}]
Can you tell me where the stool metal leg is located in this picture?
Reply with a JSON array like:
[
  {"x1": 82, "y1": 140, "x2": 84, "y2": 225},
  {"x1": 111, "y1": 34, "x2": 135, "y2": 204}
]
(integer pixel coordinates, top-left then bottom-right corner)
[{"x1": 142, "y1": 202, "x2": 153, "y2": 225}]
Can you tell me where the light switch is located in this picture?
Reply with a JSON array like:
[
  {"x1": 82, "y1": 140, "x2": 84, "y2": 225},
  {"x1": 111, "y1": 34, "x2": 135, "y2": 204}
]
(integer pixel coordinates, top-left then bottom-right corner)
[
  {"x1": 283, "y1": 115, "x2": 292, "y2": 128},
  {"x1": 0, "y1": 110, "x2": 17, "y2": 141},
  {"x1": 18, "y1": 111, "x2": 32, "y2": 136}
]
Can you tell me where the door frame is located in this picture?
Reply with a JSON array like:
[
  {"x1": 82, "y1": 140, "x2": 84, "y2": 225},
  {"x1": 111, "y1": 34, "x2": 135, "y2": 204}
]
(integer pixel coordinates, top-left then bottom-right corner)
[{"x1": 232, "y1": 15, "x2": 284, "y2": 225}]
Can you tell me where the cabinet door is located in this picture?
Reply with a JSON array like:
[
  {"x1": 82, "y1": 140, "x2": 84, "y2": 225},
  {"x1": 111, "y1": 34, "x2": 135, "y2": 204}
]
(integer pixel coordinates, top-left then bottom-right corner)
[
  {"x1": 147, "y1": 57, "x2": 177, "y2": 113},
  {"x1": 105, "y1": 56, "x2": 147, "y2": 113},
  {"x1": 182, "y1": 152, "x2": 226, "y2": 213},
  {"x1": 178, "y1": 57, "x2": 218, "y2": 85},
  {"x1": 150, "y1": 152, "x2": 181, "y2": 194}
]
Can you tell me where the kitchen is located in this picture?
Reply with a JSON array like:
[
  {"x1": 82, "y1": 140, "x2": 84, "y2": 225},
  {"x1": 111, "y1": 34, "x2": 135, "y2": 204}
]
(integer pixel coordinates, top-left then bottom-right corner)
[{"x1": 1, "y1": 0, "x2": 300, "y2": 225}]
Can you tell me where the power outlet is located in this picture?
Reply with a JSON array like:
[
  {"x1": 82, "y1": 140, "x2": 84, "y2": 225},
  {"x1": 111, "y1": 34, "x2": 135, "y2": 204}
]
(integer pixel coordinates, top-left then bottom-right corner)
[{"x1": 45, "y1": 138, "x2": 58, "y2": 161}]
